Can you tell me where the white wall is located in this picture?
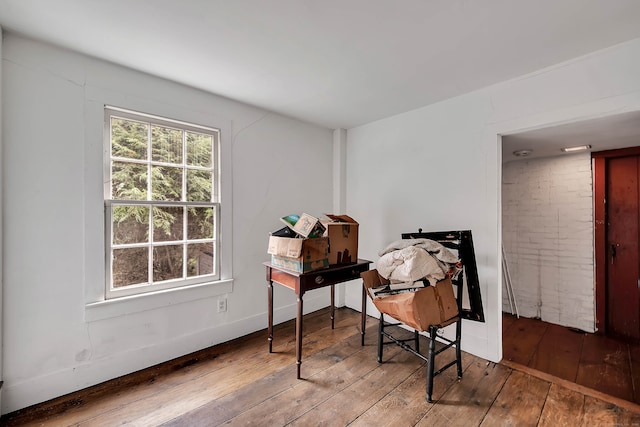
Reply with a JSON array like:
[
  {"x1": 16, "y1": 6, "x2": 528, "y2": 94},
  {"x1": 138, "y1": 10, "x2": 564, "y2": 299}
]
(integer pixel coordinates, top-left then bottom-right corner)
[
  {"x1": 344, "y1": 37, "x2": 640, "y2": 362},
  {"x1": 1, "y1": 33, "x2": 334, "y2": 414},
  {"x1": 0, "y1": 26, "x2": 4, "y2": 410},
  {"x1": 502, "y1": 153, "x2": 594, "y2": 332}
]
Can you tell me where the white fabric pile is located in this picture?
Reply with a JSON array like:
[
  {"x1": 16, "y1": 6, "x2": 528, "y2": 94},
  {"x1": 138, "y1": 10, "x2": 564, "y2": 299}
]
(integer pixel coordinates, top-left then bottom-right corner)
[{"x1": 376, "y1": 239, "x2": 460, "y2": 287}]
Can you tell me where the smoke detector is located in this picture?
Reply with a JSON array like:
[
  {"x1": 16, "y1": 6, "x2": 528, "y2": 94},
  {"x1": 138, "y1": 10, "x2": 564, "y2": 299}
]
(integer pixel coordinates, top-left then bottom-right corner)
[{"x1": 512, "y1": 149, "x2": 533, "y2": 157}]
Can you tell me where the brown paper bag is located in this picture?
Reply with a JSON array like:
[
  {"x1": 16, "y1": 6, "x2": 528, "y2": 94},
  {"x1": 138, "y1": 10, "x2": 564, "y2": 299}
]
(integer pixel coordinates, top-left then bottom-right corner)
[{"x1": 361, "y1": 269, "x2": 459, "y2": 331}]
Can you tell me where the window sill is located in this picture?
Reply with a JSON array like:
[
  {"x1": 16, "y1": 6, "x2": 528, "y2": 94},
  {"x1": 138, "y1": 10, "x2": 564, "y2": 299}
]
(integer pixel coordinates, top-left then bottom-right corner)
[{"x1": 85, "y1": 279, "x2": 233, "y2": 322}]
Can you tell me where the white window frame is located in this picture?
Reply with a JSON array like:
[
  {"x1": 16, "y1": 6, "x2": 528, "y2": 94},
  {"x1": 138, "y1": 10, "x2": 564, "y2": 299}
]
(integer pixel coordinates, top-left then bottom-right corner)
[{"x1": 104, "y1": 106, "x2": 221, "y2": 299}]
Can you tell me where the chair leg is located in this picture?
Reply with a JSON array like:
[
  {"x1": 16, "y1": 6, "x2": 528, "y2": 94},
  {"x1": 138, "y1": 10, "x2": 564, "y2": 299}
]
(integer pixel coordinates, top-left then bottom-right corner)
[
  {"x1": 455, "y1": 319, "x2": 463, "y2": 378},
  {"x1": 414, "y1": 330, "x2": 420, "y2": 354},
  {"x1": 377, "y1": 313, "x2": 384, "y2": 363},
  {"x1": 426, "y1": 325, "x2": 437, "y2": 403}
]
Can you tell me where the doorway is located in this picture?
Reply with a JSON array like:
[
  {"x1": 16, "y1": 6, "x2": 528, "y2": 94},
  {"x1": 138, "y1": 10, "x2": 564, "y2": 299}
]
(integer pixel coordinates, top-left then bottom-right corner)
[
  {"x1": 594, "y1": 147, "x2": 640, "y2": 341},
  {"x1": 502, "y1": 111, "x2": 640, "y2": 335},
  {"x1": 501, "y1": 112, "x2": 640, "y2": 404}
]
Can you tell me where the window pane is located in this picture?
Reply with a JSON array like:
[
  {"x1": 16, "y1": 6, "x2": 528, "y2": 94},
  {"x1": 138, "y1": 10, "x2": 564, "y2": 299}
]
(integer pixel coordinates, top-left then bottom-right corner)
[
  {"x1": 187, "y1": 242, "x2": 214, "y2": 277},
  {"x1": 152, "y1": 125, "x2": 183, "y2": 164},
  {"x1": 153, "y1": 206, "x2": 184, "y2": 242},
  {"x1": 113, "y1": 247, "x2": 149, "y2": 287},
  {"x1": 111, "y1": 117, "x2": 148, "y2": 160},
  {"x1": 186, "y1": 132, "x2": 213, "y2": 167},
  {"x1": 112, "y1": 205, "x2": 149, "y2": 244},
  {"x1": 153, "y1": 245, "x2": 183, "y2": 282},
  {"x1": 186, "y1": 169, "x2": 212, "y2": 202},
  {"x1": 107, "y1": 108, "x2": 222, "y2": 297},
  {"x1": 151, "y1": 166, "x2": 182, "y2": 201},
  {"x1": 188, "y1": 207, "x2": 214, "y2": 240},
  {"x1": 112, "y1": 161, "x2": 148, "y2": 200}
]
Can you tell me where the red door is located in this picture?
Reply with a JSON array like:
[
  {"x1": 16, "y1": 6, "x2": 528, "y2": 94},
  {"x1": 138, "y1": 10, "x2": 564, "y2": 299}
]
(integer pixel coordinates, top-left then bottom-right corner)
[{"x1": 606, "y1": 155, "x2": 640, "y2": 340}]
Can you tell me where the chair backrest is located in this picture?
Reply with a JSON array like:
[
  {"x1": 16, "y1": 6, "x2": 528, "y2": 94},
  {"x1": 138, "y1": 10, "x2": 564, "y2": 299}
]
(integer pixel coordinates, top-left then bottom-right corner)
[{"x1": 400, "y1": 229, "x2": 485, "y2": 323}]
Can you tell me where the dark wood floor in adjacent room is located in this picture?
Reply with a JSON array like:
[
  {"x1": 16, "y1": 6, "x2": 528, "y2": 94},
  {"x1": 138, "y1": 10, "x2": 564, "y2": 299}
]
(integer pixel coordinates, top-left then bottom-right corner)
[
  {"x1": 502, "y1": 312, "x2": 640, "y2": 406},
  {"x1": 3, "y1": 308, "x2": 640, "y2": 426}
]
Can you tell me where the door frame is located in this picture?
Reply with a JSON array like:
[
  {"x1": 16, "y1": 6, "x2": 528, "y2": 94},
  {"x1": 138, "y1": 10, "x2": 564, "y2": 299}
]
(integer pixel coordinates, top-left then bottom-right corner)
[{"x1": 593, "y1": 146, "x2": 640, "y2": 335}]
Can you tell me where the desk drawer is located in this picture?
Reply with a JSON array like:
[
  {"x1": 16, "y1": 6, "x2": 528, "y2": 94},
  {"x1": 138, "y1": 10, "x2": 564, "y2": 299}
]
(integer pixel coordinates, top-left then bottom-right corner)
[{"x1": 301, "y1": 263, "x2": 369, "y2": 291}]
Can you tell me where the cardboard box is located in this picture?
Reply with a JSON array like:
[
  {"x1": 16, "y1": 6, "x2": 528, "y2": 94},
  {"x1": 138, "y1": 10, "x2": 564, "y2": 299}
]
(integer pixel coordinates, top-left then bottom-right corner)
[
  {"x1": 360, "y1": 269, "x2": 459, "y2": 331},
  {"x1": 324, "y1": 214, "x2": 358, "y2": 265},
  {"x1": 267, "y1": 236, "x2": 329, "y2": 273},
  {"x1": 279, "y1": 213, "x2": 325, "y2": 238}
]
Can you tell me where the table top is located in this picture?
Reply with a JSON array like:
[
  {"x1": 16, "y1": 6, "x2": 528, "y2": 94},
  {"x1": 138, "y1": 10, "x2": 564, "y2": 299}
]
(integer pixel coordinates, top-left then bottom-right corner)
[{"x1": 263, "y1": 259, "x2": 372, "y2": 277}]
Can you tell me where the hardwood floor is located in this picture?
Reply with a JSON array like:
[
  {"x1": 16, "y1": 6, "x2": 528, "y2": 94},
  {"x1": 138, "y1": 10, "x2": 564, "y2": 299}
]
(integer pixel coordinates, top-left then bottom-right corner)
[
  {"x1": 3, "y1": 308, "x2": 640, "y2": 426},
  {"x1": 502, "y1": 312, "x2": 640, "y2": 406}
]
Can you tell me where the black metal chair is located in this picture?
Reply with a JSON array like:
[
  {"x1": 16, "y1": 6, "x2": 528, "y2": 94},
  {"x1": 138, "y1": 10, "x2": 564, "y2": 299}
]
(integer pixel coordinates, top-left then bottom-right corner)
[
  {"x1": 365, "y1": 272, "x2": 462, "y2": 403},
  {"x1": 364, "y1": 229, "x2": 483, "y2": 402}
]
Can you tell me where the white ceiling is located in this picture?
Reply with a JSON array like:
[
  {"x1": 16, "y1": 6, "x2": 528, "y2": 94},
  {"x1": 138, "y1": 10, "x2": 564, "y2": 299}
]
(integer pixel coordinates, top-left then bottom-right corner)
[{"x1": 2, "y1": 0, "x2": 640, "y2": 131}]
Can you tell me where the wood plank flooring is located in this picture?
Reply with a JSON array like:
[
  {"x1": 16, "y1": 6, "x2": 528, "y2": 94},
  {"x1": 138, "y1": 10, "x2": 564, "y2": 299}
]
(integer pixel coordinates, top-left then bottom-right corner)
[
  {"x1": 2, "y1": 308, "x2": 640, "y2": 426},
  {"x1": 502, "y1": 312, "x2": 640, "y2": 405}
]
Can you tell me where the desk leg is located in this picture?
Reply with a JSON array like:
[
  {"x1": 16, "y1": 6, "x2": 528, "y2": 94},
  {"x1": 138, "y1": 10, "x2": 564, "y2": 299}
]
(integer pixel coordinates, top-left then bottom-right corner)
[
  {"x1": 267, "y1": 281, "x2": 273, "y2": 353},
  {"x1": 330, "y1": 284, "x2": 335, "y2": 329},
  {"x1": 361, "y1": 283, "x2": 367, "y2": 346},
  {"x1": 296, "y1": 294, "x2": 304, "y2": 379}
]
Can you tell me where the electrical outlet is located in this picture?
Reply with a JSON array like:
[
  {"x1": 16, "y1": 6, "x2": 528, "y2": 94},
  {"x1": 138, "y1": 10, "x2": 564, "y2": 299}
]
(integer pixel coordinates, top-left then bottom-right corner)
[{"x1": 217, "y1": 297, "x2": 227, "y2": 313}]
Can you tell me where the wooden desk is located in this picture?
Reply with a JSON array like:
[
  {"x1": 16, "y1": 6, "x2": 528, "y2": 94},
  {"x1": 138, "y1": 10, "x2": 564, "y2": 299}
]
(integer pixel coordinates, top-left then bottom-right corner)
[{"x1": 264, "y1": 259, "x2": 371, "y2": 379}]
